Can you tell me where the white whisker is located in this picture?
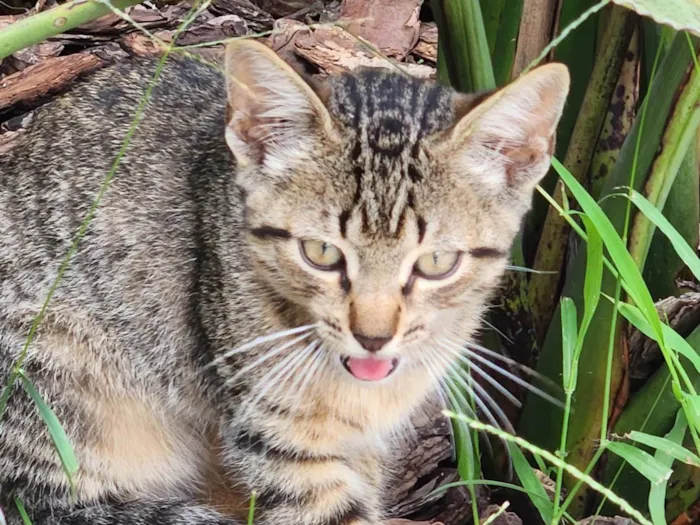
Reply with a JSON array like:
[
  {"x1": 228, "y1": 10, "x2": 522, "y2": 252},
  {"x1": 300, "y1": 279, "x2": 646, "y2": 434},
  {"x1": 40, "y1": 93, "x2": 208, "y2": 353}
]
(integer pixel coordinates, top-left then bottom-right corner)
[
  {"x1": 240, "y1": 341, "x2": 318, "y2": 419},
  {"x1": 444, "y1": 340, "x2": 563, "y2": 408},
  {"x1": 224, "y1": 332, "x2": 313, "y2": 387},
  {"x1": 441, "y1": 344, "x2": 521, "y2": 407},
  {"x1": 207, "y1": 323, "x2": 317, "y2": 368}
]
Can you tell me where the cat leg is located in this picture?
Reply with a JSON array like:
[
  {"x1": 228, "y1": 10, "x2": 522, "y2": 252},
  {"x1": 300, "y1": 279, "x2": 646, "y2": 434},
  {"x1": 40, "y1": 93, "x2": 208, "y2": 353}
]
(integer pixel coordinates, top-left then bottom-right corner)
[{"x1": 5, "y1": 500, "x2": 239, "y2": 525}]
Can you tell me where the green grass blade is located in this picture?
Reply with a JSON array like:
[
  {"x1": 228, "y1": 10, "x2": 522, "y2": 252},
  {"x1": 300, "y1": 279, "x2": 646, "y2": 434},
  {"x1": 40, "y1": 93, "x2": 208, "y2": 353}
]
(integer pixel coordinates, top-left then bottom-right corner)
[
  {"x1": 20, "y1": 371, "x2": 78, "y2": 489},
  {"x1": 628, "y1": 188, "x2": 700, "y2": 281},
  {"x1": 507, "y1": 442, "x2": 554, "y2": 525},
  {"x1": 551, "y1": 157, "x2": 665, "y2": 344},
  {"x1": 648, "y1": 409, "x2": 688, "y2": 525},
  {"x1": 606, "y1": 442, "x2": 673, "y2": 484},
  {"x1": 13, "y1": 497, "x2": 32, "y2": 525},
  {"x1": 561, "y1": 298, "x2": 578, "y2": 388},
  {"x1": 628, "y1": 428, "x2": 700, "y2": 466},
  {"x1": 247, "y1": 490, "x2": 257, "y2": 525},
  {"x1": 581, "y1": 216, "x2": 604, "y2": 336}
]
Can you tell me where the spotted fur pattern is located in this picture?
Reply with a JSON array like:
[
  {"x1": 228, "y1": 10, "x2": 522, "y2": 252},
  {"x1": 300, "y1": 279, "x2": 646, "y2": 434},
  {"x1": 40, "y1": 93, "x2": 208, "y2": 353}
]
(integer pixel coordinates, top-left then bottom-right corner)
[{"x1": 0, "y1": 40, "x2": 569, "y2": 525}]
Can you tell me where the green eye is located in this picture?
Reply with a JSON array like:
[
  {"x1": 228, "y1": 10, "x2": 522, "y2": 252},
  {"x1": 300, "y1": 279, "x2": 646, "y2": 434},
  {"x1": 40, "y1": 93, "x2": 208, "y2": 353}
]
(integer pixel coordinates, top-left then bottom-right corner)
[
  {"x1": 414, "y1": 251, "x2": 461, "y2": 279},
  {"x1": 300, "y1": 240, "x2": 344, "y2": 270}
]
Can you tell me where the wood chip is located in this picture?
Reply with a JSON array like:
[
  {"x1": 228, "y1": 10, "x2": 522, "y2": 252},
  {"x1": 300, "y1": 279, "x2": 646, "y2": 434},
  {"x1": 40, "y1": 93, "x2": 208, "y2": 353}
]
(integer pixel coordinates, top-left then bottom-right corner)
[
  {"x1": 339, "y1": 0, "x2": 422, "y2": 60},
  {"x1": 0, "y1": 53, "x2": 104, "y2": 111},
  {"x1": 412, "y1": 22, "x2": 437, "y2": 63},
  {"x1": 270, "y1": 22, "x2": 434, "y2": 79}
]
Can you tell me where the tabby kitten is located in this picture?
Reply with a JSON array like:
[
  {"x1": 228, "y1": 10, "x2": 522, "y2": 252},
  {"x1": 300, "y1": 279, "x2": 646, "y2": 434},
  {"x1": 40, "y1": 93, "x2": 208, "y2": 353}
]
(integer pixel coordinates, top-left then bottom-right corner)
[{"x1": 0, "y1": 40, "x2": 569, "y2": 525}]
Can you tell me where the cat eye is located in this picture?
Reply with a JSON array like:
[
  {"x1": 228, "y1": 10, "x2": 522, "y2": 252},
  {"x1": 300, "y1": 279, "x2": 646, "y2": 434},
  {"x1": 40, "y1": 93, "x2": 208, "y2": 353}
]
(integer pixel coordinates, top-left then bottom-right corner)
[
  {"x1": 413, "y1": 251, "x2": 461, "y2": 279},
  {"x1": 300, "y1": 240, "x2": 344, "y2": 270}
]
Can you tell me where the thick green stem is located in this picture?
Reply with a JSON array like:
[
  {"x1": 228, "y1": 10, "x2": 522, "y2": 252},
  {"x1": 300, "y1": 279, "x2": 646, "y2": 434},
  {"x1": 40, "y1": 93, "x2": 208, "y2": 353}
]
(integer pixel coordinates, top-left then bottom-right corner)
[
  {"x1": 0, "y1": 0, "x2": 145, "y2": 61},
  {"x1": 529, "y1": 6, "x2": 636, "y2": 340}
]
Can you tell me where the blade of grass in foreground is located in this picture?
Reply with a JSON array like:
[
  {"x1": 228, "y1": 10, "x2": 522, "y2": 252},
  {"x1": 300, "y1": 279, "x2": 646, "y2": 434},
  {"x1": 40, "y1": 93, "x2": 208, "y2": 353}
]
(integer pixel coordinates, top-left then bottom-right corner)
[
  {"x1": 648, "y1": 409, "x2": 688, "y2": 525},
  {"x1": 446, "y1": 411, "x2": 654, "y2": 525},
  {"x1": 20, "y1": 371, "x2": 78, "y2": 492},
  {"x1": 508, "y1": 442, "x2": 553, "y2": 524}
]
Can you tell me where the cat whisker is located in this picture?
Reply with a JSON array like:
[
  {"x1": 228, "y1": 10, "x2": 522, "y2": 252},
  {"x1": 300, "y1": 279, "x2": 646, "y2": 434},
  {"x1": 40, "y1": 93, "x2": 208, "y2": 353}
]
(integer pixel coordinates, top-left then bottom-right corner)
[
  {"x1": 440, "y1": 343, "x2": 521, "y2": 407},
  {"x1": 443, "y1": 339, "x2": 564, "y2": 408},
  {"x1": 292, "y1": 344, "x2": 327, "y2": 402},
  {"x1": 429, "y1": 345, "x2": 513, "y2": 433},
  {"x1": 240, "y1": 341, "x2": 319, "y2": 420},
  {"x1": 207, "y1": 323, "x2": 318, "y2": 369},
  {"x1": 223, "y1": 332, "x2": 314, "y2": 387},
  {"x1": 463, "y1": 338, "x2": 561, "y2": 390}
]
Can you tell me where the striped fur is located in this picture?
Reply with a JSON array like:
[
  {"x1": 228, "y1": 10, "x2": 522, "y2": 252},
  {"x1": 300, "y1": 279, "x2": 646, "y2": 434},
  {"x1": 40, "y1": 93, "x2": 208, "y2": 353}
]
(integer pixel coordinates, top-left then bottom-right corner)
[{"x1": 0, "y1": 40, "x2": 569, "y2": 524}]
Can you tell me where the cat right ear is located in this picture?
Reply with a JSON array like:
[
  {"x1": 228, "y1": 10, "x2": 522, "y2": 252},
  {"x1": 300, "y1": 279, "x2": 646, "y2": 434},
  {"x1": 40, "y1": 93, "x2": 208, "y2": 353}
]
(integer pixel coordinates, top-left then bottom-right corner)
[
  {"x1": 224, "y1": 40, "x2": 337, "y2": 173},
  {"x1": 440, "y1": 63, "x2": 570, "y2": 197}
]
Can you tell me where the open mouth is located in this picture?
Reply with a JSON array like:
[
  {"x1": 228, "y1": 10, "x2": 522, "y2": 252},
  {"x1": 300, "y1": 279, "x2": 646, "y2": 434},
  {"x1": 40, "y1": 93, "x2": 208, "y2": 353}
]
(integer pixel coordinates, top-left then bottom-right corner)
[{"x1": 341, "y1": 356, "x2": 399, "y2": 381}]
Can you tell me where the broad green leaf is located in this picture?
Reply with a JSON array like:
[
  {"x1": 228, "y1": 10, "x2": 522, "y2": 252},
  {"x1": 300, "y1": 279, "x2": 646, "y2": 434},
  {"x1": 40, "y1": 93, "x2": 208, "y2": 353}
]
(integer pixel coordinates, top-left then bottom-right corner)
[
  {"x1": 648, "y1": 410, "x2": 688, "y2": 525},
  {"x1": 613, "y1": 0, "x2": 700, "y2": 36},
  {"x1": 615, "y1": 301, "x2": 700, "y2": 374},
  {"x1": 606, "y1": 441, "x2": 672, "y2": 484},
  {"x1": 629, "y1": 188, "x2": 700, "y2": 282},
  {"x1": 628, "y1": 429, "x2": 700, "y2": 466},
  {"x1": 644, "y1": 142, "x2": 699, "y2": 299},
  {"x1": 20, "y1": 372, "x2": 78, "y2": 487},
  {"x1": 561, "y1": 298, "x2": 578, "y2": 389},
  {"x1": 508, "y1": 443, "x2": 553, "y2": 525}
]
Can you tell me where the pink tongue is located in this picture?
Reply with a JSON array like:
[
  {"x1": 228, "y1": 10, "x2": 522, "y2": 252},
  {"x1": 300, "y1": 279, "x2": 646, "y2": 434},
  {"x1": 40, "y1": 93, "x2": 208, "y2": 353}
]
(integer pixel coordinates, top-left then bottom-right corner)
[{"x1": 346, "y1": 357, "x2": 394, "y2": 381}]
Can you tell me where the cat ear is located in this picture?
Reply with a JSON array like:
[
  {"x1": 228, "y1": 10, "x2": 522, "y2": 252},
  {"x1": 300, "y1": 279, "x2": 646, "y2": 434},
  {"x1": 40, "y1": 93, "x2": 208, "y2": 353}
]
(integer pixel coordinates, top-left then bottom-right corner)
[
  {"x1": 224, "y1": 40, "x2": 336, "y2": 170},
  {"x1": 444, "y1": 63, "x2": 570, "y2": 194}
]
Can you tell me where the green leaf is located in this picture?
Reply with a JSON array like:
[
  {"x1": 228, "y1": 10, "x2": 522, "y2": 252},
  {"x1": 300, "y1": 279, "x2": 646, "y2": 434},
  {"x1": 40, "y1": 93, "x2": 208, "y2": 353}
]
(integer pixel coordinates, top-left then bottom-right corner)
[
  {"x1": 643, "y1": 142, "x2": 700, "y2": 299},
  {"x1": 612, "y1": 0, "x2": 700, "y2": 36},
  {"x1": 581, "y1": 216, "x2": 604, "y2": 340},
  {"x1": 561, "y1": 297, "x2": 578, "y2": 389},
  {"x1": 551, "y1": 157, "x2": 665, "y2": 346},
  {"x1": 20, "y1": 372, "x2": 78, "y2": 487},
  {"x1": 648, "y1": 409, "x2": 688, "y2": 525},
  {"x1": 606, "y1": 441, "x2": 673, "y2": 484},
  {"x1": 629, "y1": 188, "x2": 700, "y2": 281},
  {"x1": 508, "y1": 443, "x2": 553, "y2": 525},
  {"x1": 628, "y1": 429, "x2": 700, "y2": 466}
]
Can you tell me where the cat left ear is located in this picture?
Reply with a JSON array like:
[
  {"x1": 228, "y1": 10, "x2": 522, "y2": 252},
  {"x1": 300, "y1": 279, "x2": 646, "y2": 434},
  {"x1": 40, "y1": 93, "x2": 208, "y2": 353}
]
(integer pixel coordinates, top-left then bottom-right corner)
[
  {"x1": 444, "y1": 63, "x2": 570, "y2": 194},
  {"x1": 224, "y1": 40, "x2": 337, "y2": 170}
]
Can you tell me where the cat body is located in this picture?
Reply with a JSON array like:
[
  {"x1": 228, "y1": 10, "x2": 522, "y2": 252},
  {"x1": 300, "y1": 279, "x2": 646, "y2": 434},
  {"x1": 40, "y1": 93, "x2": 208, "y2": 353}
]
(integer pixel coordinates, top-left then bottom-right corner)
[{"x1": 0, "y1": 41, "x2": 569, "y2": 525}]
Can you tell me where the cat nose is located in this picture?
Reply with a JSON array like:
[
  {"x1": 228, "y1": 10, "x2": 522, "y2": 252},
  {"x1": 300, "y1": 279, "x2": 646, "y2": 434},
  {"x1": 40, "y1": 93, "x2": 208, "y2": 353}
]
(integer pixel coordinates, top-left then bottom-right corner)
[{"x1": 353, "y1": 333, "x2": 391, "y2": 353}]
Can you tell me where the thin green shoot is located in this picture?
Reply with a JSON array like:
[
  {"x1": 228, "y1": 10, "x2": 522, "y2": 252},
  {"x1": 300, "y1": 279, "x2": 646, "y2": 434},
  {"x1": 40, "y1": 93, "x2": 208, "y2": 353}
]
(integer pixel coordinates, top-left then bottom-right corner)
[{"x1": 247, "y1": 490, "x2": 257, "y2": 525}]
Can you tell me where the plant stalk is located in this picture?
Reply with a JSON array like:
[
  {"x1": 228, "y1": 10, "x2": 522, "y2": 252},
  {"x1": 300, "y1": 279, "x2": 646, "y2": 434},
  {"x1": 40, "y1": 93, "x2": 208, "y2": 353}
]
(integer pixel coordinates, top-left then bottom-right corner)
[{"x1": 0, "y1": 0, "x2": 145, "y2": 61}]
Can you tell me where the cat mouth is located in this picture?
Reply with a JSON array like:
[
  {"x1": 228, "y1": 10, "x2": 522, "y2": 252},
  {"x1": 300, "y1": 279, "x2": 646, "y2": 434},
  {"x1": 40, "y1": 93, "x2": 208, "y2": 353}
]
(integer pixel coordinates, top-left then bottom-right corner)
[{"x1": 341, "y1": 356, "x2": 399, "y2": 381}]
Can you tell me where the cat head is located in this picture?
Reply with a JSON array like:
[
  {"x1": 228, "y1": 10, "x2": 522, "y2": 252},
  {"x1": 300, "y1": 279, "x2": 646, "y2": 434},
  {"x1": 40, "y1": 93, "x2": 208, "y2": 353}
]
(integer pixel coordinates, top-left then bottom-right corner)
[{"x1": 223, "y1": 40, "x2": 569, "y2": 427}]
